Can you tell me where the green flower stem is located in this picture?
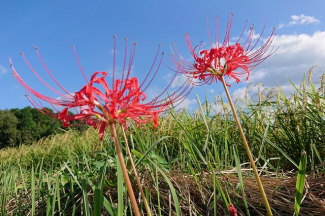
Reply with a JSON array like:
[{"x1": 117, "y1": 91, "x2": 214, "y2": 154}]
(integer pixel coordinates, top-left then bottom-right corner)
[
  {"x1": 110, "y1": 123, "x2": 141, "y2": 216},
  {"x1": 121, "y1": 126, "x2": 152, "y2": 216},
  {"x1": 220, "y1": 76, "x2": 273, "y2": 216}
]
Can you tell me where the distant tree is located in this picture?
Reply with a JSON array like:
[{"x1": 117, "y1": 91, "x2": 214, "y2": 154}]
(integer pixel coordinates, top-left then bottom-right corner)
[
  {"x1": 0, "y1": 110, "x2": 20, "y2": 148},
  {"x1": 31, "y1": 107, "x2": 62, "y2": 137},
  {"x1": 10, "y1": 108, "x2": 22, "y2": 119},
  {"x1": 67, "y1": 110, "x2": 89, "y2": 133},
  {"x1": 18, "y1": 107, "x2": 38, "y2": 144},
  {"x1": 0, "y1": 106, "x2": 88, "y2": 148}
]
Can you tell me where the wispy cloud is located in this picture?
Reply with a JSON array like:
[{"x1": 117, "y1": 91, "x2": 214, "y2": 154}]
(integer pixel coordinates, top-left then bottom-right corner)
[
  {"x1": 278, "y1": 14, "x2": 320, "y2": 29},
  {"x1": 0, "y1": 65, "x2": 8, "y2": 75},
  {"x1": 174, "y1": 97, "x2": 196, "y2": 109},
  {"x1": 163, "y1": 73, "x2": 189, "y2": 89},
  {"x1": 241, "y1": 31, "x2": 325, "y2": 95}
]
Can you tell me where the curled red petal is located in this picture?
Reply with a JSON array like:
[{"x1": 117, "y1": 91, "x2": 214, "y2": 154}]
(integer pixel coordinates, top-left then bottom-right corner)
[{"x1": 99, "y1": 122, "x2": 107, "y2": 141}]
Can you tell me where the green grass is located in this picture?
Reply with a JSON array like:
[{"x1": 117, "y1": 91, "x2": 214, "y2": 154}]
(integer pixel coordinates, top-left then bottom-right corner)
[{"x1": 0, "y1": 73, "x2": 324, "y2": 215}]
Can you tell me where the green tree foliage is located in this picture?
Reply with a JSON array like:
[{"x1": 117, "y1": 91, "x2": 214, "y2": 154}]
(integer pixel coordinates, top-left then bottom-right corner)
[
  {"x1": 19, "y1": 107, "x2": 38, "y2": 144},
  {"x1": 0, "y1": 110, "x2": 20, "y2": 148},
  {"x1": 30, "y1": 108, "x2": 62, "y2": 137},
  {"x1": 0, "y1": 107, "x2": 88, "y2": 148}
]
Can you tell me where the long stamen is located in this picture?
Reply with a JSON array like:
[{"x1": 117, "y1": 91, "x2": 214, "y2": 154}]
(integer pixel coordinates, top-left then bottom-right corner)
[
  {"x1": 126, "y1": 42, "x2": 137, "y2": 80},
  {"x1": 223, "y1": 13, "x2": 233, "y2": 47},
  {"x1": 72, "y1": 46, "x2": 89, "y2": 83},
  {"x1": 112, "y1": 35, "x2": 117, "y2": 88},
  {"x1": 34, "y1": 46, "x2": 73, "y2": 98},
  {"x1": 11, "y1": 63, "x2": 75, "y2": 107},
  {"x1": 206, "y1": 17, "x2": 213, "y2": 47},
  {"x1": 150, "y1": 72, "x2": 178, "y2": 103},
  {"x1": 236, "y1": 19, "x2": 249, "y2": 44},
  {"x1": 216, "y1": 15, "x2": 219, "y2": 48},
  {"x1": 120, "y1": 37, "x2": 128, "y2": 89},
  {"x1": 20, "y1": 53, "x2": 71, "y2": 99},
  {"x1": 139, "y1": 44, "x2": 161, "y2": 90},
  {"x1": 172, "y1": 41, "x2": 193, "y2": 66},
  {"x1": 248, "y1": 21, "x2": 266, "y2": 52},
  {"x1": 141, "y1": 51, "x2": 164, "y2": 93}
]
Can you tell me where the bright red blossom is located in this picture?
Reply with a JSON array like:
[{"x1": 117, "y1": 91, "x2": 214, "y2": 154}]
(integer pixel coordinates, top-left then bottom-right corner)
[
  {"x1": 11, "y1": 38, "x2": 191, "y2": 140},
  {"x1": 170, "y1": 14, "x2": 275, "y2": 86}
]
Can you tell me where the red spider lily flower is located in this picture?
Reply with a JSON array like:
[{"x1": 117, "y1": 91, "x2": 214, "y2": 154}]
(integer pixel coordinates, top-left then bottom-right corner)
[
  {"x1": 229, "y1": 204, "x2": 238, "y2": 216},
  {"x1": 170, "y1": 13, "x2": 276, "y2": 86},
  {"x1": 10, "y1": 37, "x2": 192, "y2": 140}
]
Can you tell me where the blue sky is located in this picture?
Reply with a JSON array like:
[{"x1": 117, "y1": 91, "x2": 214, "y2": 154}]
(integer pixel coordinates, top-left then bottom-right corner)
[{"x1": 1, "y1": 0, "x2": 325, "y2": 110}]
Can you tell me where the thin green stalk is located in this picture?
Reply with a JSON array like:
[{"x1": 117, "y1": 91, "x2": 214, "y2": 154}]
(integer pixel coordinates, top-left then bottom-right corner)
[
  {"x1": 121, "y1": 126, "x2": 152, "y2": 216},
  {"x1": 110, "y1": 123, "x2": 140, "y2": 216},
  {"x1": 221, "y1": 76, "x2": 272, "y2": 216},
  {"x1": 117, "y1": 155, "x2": 124, "y2": 216}
]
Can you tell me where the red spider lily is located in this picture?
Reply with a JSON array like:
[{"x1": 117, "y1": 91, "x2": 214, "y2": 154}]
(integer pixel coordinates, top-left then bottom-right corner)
[
  {"x1": 170, "y1": 13, "x2": 276, "y2": 86},
  {"x1": 229, "y1": 204, "x2": 238, "y2": 216},
  {"x1": 10, "y1": 37, "x2": 192, "y2": 140}
]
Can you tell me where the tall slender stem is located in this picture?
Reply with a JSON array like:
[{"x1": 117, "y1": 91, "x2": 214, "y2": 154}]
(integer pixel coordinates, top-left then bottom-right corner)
[
  {"x1": 220, "y1": 76, "x2": 273, "y2": 216},
  {"x1": 121, "y1": 126, "x2": 152, "y2": 216},
  {"x1": 109, "y1": 123, "x2": 141, "y2": 216}
]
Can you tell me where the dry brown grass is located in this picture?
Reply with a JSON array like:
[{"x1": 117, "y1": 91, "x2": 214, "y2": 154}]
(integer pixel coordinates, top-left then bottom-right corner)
[{"x1": 141, "y1": 170, "x2": 325, "y2": 215}]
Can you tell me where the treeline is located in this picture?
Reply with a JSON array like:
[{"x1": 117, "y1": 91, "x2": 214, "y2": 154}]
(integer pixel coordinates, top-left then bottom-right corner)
[{"x1": 0, "y1": 107, "x2": 88, "y2": 148}]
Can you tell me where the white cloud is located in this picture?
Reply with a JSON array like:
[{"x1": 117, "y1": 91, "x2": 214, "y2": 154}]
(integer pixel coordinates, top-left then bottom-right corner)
[
  {"x1": 231, "y1": 30, "x2": 325, "y2": 101},
  {"x1": 172, "y1": 74, "x2": 188, "y2": 88},
  {"x1": 0, "y1": 65, "x2": 7, "y2": 75},
  {"x1": 250, "y1": 70, "x2": 267, "y2": 82},
  {"x1": 164, "y1": 73, "x2": 189, "y2": 88},
  {"x1": 278, "y1": 14, "x2": 320, "y2": 29},
  {"x1": 233, "y1": 87, "x2": 247, "y2": 99},
  {"x1": 289, "y1": 14, "x2": 320, "y2": 25},
  {"x1": 278, "y1": 23, "x2": 285, "y2": 29},
  {"x1": 143, "y1": 85, "x2": 163, "y2": 101},
  {"x1": 255, "y1": 31, "x2": 325, "y2": 84},
  {"x1": 174, "y1": 97, "x2": 196, "y2": 109},
  {"x1": 232, "y1": 84, "x2": 260, "y2": 100},
  {"x1": 242, "y1": 31, "x2": 325, "y2": 96}
]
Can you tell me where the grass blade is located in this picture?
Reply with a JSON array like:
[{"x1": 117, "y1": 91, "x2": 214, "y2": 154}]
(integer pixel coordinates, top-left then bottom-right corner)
[
  {"x1": 116, "y1": 155, "x2": 124, "y2": 216},
  {"x1": 31, "y1": 165, "x2": 35, "y2": 216},
  {"x1": 93, "y1": 160, "x2": 107, "y2": 216},
  {"x1": 81, "y1": 178, "x2": 91, "y2": 216},
  {"x1": 233, "y1": 145, "x2": 250, "y2": 216},
  {"x1": 294, "y1": 150, "x2": 307, "y2": 216},
  {"x1": 149, "y1": 159, "x2": 181, "y2": 216},
  {"x1": 135, "y1": 136, "x2": 170, "y2": 168}
]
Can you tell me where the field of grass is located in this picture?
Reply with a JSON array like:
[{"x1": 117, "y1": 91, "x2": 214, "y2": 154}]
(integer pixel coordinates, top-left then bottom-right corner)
[{"x1": 0, "y1": 73, "x2": 324, "y2": 215}]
